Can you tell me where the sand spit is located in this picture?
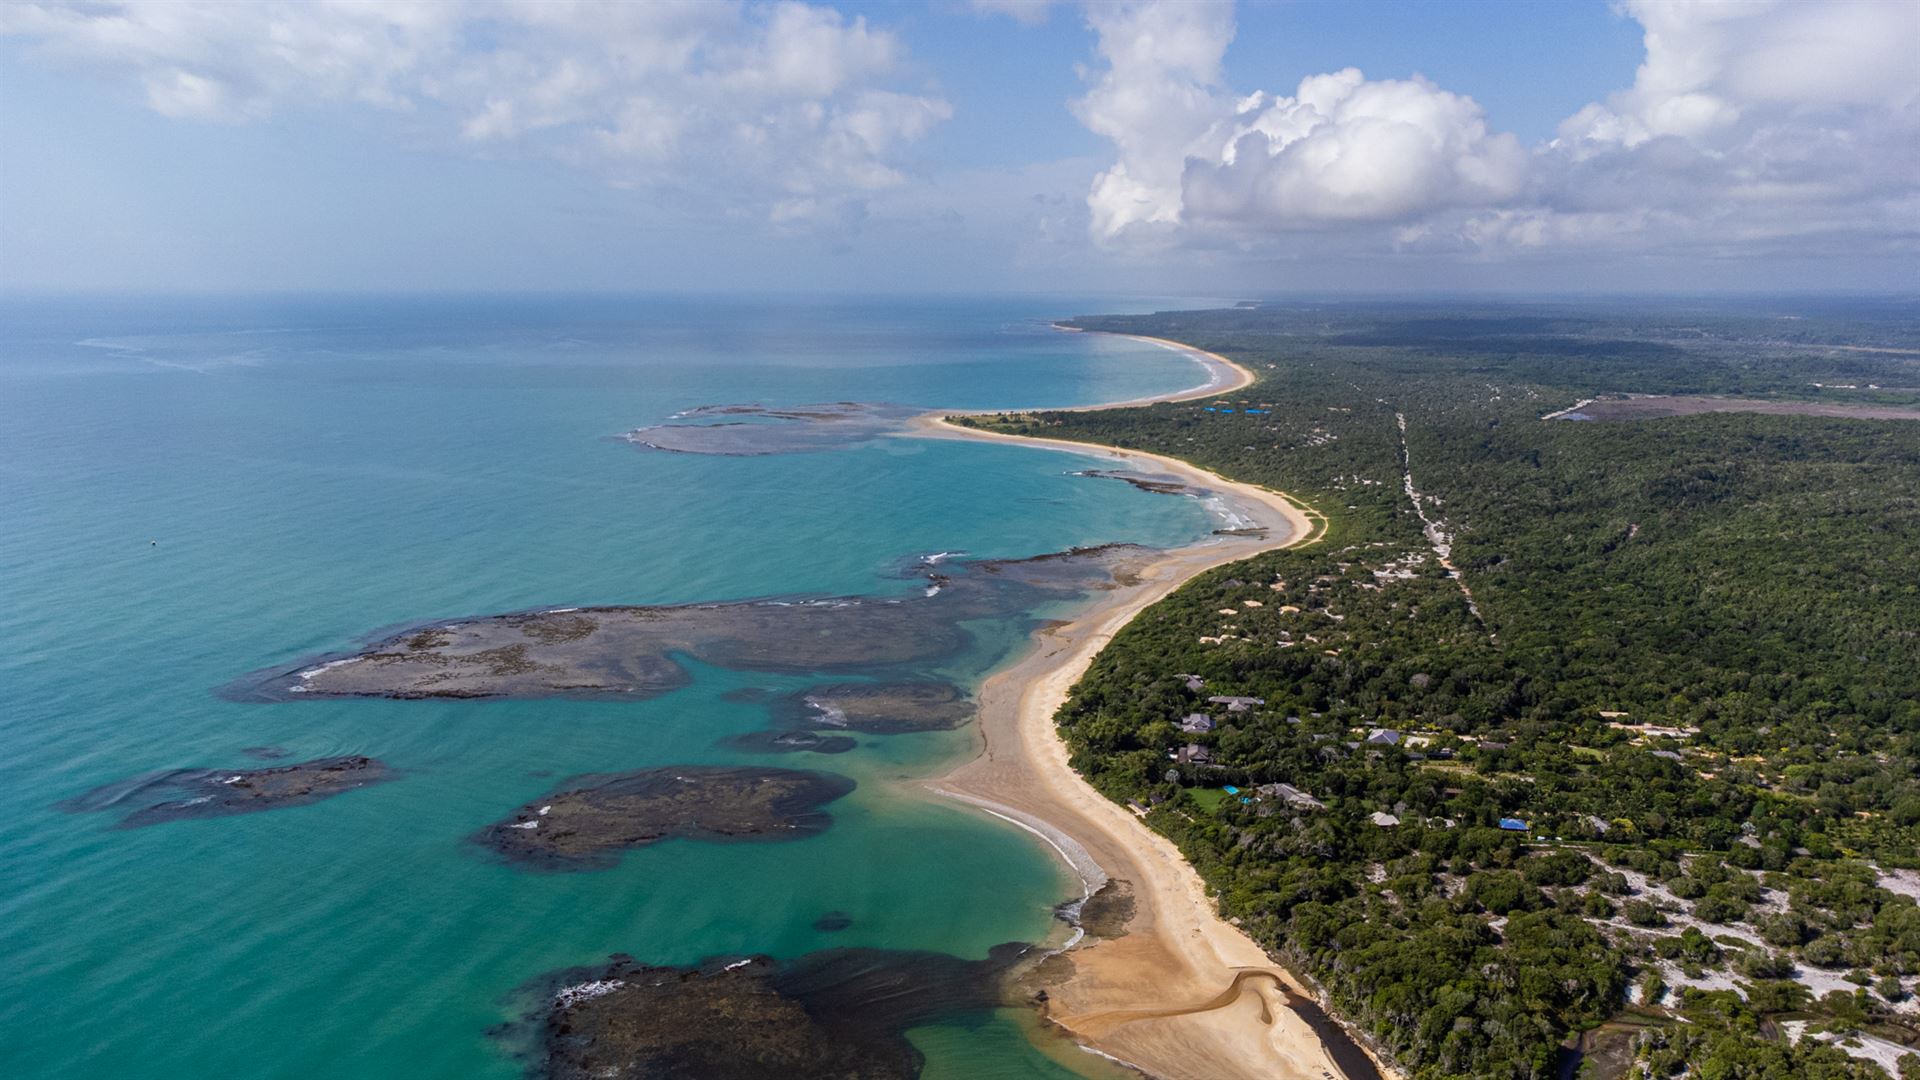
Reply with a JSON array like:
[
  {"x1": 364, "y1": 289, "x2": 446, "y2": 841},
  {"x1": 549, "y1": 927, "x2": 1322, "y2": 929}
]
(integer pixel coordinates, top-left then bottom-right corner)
[{"x1": 909, "y1": 342, "x2": 1389, "y2": 1080}]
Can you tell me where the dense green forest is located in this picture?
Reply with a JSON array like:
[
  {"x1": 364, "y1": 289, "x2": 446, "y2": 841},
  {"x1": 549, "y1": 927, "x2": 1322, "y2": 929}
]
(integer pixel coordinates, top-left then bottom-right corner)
[{"x1": 961, "y1": 301, "x2": 1920, "y2": 1080}]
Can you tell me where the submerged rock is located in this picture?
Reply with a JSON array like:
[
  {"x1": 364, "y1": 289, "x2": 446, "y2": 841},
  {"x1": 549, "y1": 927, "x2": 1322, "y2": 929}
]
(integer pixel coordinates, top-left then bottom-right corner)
[
  {"x1": 777, "y1": 680, "x2": 976, "y2": 735},
  {"x1": 1074, "y1": 468, "x2": 1205, "y2": 497},
  {"x1": 239, "y1": 546, "x2": 1153, "y2": 703},
  {"x1": 811, "y1": 912, "x2": 854, "y2": 932},
  {"x1": 617, "y1": 401, "x2": 919, "y2": 456},
  {"x1": 61, "y1": 755, "x2": 392, "y2": 828},
  {"x1": 475, "y1": 766, "x2": 855, "y2": 870},
  {"x1": 722, "y1": 729, "x2": 859, "y2": 755},
  {"x1": 514, "y1": 946, "x2": 1025, "y2": 1080},
  {"x1": 720, "y1": 679, "x2": 974, "y2": 752},
  {"x1": 1075, "y1": 879, "x2": 1137, "y2": 940}
]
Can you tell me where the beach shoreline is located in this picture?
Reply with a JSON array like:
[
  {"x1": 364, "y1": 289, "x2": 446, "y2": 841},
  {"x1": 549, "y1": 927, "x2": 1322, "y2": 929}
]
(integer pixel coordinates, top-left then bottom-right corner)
[
  {"x1": 1044, "y1": 328, "x2": 1257, "y2": 407},
  {"x1": 908, "y1": 332, "x2": 1390, "y2": 1080}
]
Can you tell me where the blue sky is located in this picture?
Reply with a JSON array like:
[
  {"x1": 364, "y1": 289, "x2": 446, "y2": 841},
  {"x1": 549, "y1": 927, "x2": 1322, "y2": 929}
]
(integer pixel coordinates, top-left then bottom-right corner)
[{"x1": 2, "y1": 1, "x2": 1914, "y2": 294}]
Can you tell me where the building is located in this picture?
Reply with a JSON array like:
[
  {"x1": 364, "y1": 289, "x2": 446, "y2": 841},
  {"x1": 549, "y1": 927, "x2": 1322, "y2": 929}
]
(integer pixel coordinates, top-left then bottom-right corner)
[
  {"x1": 1498, "y1": 818, "x2": 1529, "y2": 831},
  {"x1": 1172, "y1": 744, "x2": 1214, "y2": 766},
  {"x1": 1178, "y1": 673, "x2": 1206, "y2": 692},
  {"x1": 1255, "y1": 783, "x2": 1326, "y2": 811},
  {"x1": 1179, "y1": 712, "x2": 1216, "y2": 734},
  {"x1": 1366, "y1": 728, "x2": 1401, "y2": 746},
  {"x1": 1370, "y1": 811, "x2": 1401, "y2": 827},
  {"x1": 1208, "y1": 695, "x2": 1265, "y2": 713}
]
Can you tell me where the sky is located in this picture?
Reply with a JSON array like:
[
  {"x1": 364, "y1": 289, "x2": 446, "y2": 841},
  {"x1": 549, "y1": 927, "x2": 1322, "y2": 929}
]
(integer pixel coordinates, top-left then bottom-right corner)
[{"x1": 1, "y1": 0, "x2": 1916, "y2": 296}]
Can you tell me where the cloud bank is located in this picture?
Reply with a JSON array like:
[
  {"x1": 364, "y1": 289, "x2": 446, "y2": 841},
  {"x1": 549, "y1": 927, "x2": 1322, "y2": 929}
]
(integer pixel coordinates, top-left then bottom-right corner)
[
  {"x1": 0, "y1": 0, "x2": 950, "y2": 228},
  {"x1": 1073, "y1": 0, "x2": 1920, "y2": 262}
]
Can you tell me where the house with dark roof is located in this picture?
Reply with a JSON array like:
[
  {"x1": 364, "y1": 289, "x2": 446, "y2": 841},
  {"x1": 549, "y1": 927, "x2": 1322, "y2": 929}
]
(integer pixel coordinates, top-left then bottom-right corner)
[
  {"x1": 1172, "y1": 743, "x2": 1214, "y2": 766},
  {"x1": 1208, "y1": 695, "x2": 1265, "y2": 713},
  {"x1": 1255, "y1": 783, "x2": 1325, "y2": 811},
  {"x1": 1179, "y1": 713, "x2": 1216, "y2": 734}
]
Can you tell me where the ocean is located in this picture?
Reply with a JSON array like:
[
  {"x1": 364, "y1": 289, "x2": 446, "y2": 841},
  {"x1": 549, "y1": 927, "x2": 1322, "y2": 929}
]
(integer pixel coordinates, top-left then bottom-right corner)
[{"x1": 0, "y1": 294, "x2": 1224, "y2": 1078}]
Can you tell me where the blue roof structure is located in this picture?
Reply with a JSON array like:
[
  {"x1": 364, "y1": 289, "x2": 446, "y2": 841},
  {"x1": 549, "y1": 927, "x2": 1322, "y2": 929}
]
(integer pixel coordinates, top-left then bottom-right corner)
[{"x1": 1498, "y1": 818, "x2": 1529, "y2": 831}]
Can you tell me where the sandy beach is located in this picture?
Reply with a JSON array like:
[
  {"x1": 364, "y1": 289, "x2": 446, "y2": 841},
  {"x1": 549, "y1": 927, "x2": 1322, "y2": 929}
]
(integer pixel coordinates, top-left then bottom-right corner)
[{"x1": 909, "y1": 333, "x2": 1386, "y2": 1080}]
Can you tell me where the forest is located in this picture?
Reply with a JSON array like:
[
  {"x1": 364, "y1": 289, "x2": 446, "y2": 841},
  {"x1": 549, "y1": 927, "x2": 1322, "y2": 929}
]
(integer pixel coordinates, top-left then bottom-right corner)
[{"x1": 960, "y1": 300, "x2": 1920, "y2": 1079}]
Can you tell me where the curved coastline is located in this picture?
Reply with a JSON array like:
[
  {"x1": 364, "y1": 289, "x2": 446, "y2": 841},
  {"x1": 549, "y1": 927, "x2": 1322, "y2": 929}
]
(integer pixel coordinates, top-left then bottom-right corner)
[{"x1": 911, "y1": 331, "x2": 1385, "y2": 1080}]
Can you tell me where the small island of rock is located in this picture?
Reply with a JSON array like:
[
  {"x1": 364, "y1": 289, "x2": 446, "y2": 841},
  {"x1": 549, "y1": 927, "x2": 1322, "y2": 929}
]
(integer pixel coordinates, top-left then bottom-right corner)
[
  {"x1": 474, "y1": 765, "x2": 855, "y2": 870},
  {"x1": 516, "y1": 946, "x2": 1022, "y2": 1080},
  {"x1": 777, "y1": 680, "x2": 976, "y2": 734},
  {"x1": 62, "y1": 755, "x2": 392, "y2": 828}
]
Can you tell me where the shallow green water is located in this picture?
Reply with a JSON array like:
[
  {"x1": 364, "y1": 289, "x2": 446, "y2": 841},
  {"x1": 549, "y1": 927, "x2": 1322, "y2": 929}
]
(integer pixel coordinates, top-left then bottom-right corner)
[{"x1": 0, "y1": 295, "x2": 1215, "y2": 1078}]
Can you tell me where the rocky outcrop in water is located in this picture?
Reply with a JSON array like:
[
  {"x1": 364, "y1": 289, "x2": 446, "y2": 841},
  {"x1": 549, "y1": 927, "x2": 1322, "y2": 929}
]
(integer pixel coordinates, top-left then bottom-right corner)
[
  {"x1": 517, "y1": 946, "x2": 1025, "y2": 1080},
  {"x1": 474, "y1": 766, "x2": 855, "y2": 870},
  {"x1": 776, "y1": 680, "x2": 976, "y2": 735},
  {"x1": 618, "y1": 402, "x2": 919, "y2": 456},
  {"x1": 1075, "y1": 468, "x2": 1204, "y2": 497},
  {"x1": 61, "y1": 755, "x2": 392, "y2": 828},
  {"x1": 240, "y1": 547, "x2": 1152, "y2": 703},
  {"x1": 722, "y1": 729, "x2": 859, "y2": 755}
]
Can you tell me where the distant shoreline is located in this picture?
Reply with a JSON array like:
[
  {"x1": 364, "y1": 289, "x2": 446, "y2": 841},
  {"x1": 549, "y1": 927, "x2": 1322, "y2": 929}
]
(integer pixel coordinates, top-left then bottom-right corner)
[
  {"x1": 1046, "y1": 326, "x2": 1258, "y2": 407},
  {"x1": 909, "y1": 332, "x2": 1391, "y2": 1080}
]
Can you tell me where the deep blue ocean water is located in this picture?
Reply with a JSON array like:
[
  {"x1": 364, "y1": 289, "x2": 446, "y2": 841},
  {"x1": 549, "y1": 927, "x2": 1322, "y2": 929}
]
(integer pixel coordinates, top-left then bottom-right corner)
[{"x1": 0, "y1": 294, "x2": 1221, "y2": 1078}]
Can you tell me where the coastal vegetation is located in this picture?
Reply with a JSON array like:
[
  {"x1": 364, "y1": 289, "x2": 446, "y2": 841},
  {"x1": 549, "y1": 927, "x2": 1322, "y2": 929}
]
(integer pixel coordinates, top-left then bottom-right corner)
[{"x1": 961, "y1": 302, "x2": 1920, "y2": 1079}]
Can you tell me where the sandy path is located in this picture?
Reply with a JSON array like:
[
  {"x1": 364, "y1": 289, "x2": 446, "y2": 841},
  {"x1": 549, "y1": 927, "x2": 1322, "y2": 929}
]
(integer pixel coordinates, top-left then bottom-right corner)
[{"x1": 904, "y1": 334, "x2": 1382, "y2": 1080}]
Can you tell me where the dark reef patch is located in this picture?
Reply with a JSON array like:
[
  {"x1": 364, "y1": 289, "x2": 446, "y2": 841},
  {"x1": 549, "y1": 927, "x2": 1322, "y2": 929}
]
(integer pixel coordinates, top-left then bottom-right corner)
[
  {"x1": 722, "y1": 729, "x2": 859, "y2": 755},
  {"x1": 503, "y1": 945, "x2": 1028, "y2": 1080},
  {"x1": 1073, "y1": 879, "x2": 1137, "y2": 940},
  {"x1": 61, "y1": 755, "x2": 391, "y2": 828},
  {"x1": 773, "y1": 680, "x2": 976, "y2": 735},
  {"x1": 812, "y1": 912, "x2": 854, "y2": 932},
  {"x1": 1074, "y1": 468, "x2": 1206, "y2": 497},
  {"x1": 243, "y1": 545, "x2": 1152, "y2": 702},
  {"x1": 474, "y1": 766, "x2": 855, "y2": 870},
  {"x1": 618, "y1": 401, "x2": 919, "y2": 456}
]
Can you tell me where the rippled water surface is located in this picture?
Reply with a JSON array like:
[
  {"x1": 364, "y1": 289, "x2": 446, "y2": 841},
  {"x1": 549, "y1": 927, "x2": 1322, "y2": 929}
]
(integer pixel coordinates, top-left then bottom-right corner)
[{"x1": 0, "y1": 294, "x2": 1218, "y2": 1078}]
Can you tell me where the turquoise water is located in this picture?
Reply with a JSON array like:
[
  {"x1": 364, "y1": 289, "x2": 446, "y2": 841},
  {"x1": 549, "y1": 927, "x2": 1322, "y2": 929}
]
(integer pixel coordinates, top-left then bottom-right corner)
[{"x1": 0, "y1": 295, "x2": 1215, "y2": 1078}]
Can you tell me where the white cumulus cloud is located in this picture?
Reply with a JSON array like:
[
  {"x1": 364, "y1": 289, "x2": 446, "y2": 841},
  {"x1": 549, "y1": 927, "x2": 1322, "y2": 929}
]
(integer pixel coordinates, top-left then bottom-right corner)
[
  {"x1": 1186, "y1": 70, "x2": 1527, "y2": 228},
  {"x1": 1070, "y1": 0, "x2": 1920, "y2": 262},
  {"x1": 0, "y1": 0, "x2": 950, "y2": 229}
]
